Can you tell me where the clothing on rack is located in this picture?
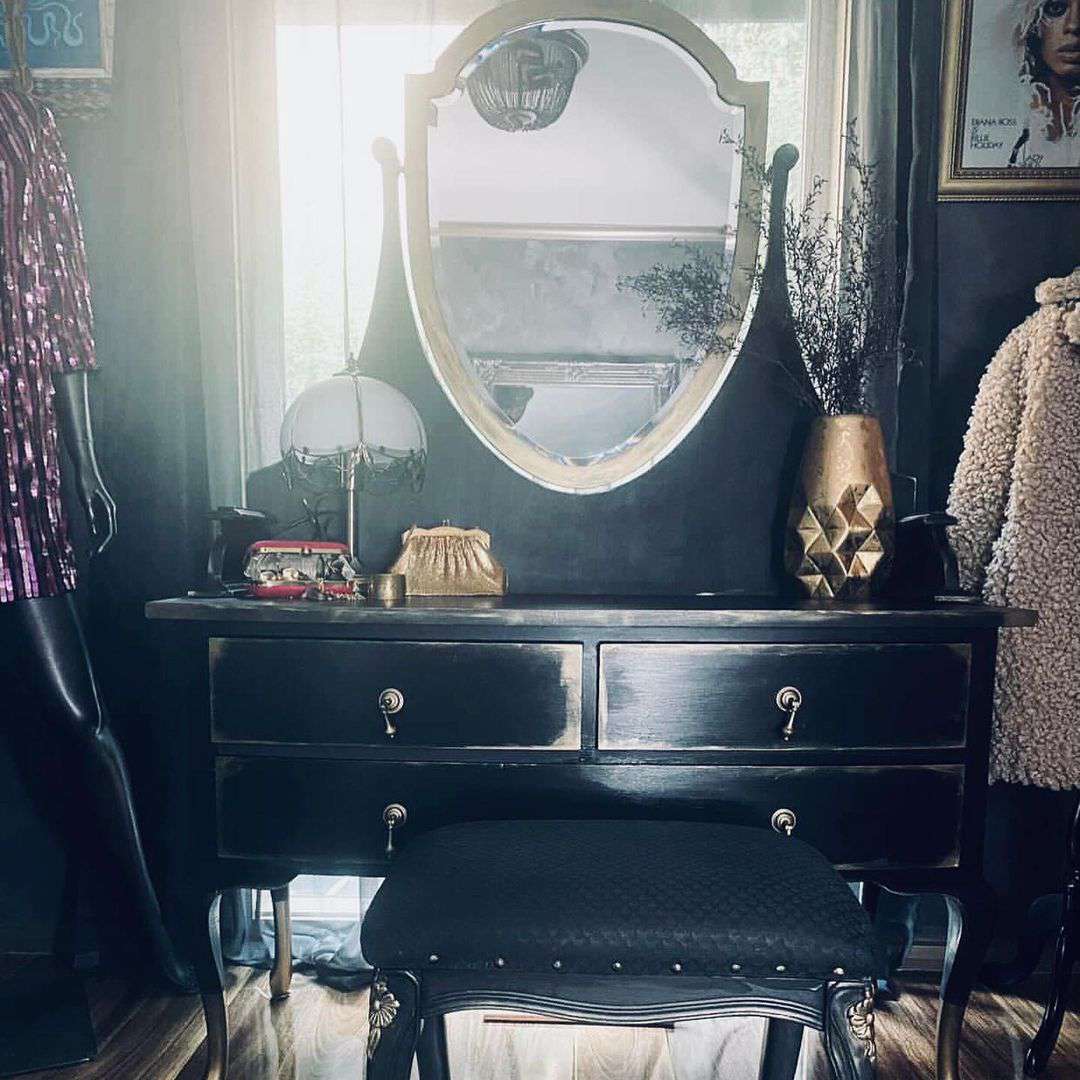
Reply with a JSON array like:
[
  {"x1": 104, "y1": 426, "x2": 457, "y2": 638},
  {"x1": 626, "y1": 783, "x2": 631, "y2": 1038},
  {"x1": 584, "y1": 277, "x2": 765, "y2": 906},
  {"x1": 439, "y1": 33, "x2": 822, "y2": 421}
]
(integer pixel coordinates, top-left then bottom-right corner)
[
  {"x1": 0, "y1": 88, "x2": 97, "y2": 602},
  {"x1": 948, "y1": 267, "x2": 1080, "y2": 790}
]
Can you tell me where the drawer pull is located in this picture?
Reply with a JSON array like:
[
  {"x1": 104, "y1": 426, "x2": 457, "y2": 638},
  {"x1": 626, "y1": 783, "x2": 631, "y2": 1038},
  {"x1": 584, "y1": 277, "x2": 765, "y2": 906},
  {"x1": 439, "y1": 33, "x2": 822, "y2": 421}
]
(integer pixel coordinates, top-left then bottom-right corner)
[
  {"x1": 378, "y1": 688, "x2": 405, "y2": 738},
  {"x1": 771, "y1": 808, "x2": 797, "y2": 836},
  {"x1": 383, "y1": 803, "x2": 407, "y2": 857},
  {"x1": 776, "y1": 686, "x2": 803, "y2": 741}
]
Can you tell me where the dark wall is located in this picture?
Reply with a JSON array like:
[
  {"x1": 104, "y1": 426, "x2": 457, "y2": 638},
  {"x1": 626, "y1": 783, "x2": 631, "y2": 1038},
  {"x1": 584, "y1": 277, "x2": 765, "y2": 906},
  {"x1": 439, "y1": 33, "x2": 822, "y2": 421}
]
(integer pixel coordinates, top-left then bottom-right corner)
[{"x1": 933, "y1": 202, "x2": 1080, "y2": 508}]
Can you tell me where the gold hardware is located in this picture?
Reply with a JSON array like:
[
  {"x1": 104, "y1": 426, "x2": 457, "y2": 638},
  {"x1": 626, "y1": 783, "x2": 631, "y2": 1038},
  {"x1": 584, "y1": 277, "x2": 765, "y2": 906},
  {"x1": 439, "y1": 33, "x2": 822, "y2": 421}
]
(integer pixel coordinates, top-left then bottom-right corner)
[
  {"x1": 776, "y1": 686, "x2": 803, "y2": 740},
  {"x1": 378, "y1": 688, "x2": 405, "y2": 737},
  {"x1": 367, "y1": 977, "x2": 401, "y2": 1060},
  {"x1": 846, "y1": 984, "x2": 876, "y2": 1063},
  {"x1": 383, "y1": 803, "x2": 407, "y2": 857},
  {"x1": 771, "y1": 808, "x2": 797, "y2": 836}
]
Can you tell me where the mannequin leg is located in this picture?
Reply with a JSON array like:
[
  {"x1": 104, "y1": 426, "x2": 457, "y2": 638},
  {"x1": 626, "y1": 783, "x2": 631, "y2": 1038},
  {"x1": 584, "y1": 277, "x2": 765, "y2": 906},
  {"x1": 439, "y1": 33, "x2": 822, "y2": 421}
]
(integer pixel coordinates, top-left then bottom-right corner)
[{"x1": 0, "y1": 593, "x2": 190, "y2": 988}]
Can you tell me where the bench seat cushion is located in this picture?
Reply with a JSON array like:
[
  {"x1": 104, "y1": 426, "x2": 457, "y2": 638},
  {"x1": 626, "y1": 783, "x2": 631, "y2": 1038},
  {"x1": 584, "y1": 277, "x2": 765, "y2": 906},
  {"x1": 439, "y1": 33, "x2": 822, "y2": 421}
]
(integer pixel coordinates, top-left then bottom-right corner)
[{"x1": 361, "y1": 820, "x2": 884, "y2": 980}]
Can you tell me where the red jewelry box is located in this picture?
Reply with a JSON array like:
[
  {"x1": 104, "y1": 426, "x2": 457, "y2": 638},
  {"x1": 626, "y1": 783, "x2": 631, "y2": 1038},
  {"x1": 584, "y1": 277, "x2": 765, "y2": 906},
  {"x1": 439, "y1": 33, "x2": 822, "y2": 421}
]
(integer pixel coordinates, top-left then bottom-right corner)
[{"x1": 243, "y1": 539, "x2": 355, "y2": 599}]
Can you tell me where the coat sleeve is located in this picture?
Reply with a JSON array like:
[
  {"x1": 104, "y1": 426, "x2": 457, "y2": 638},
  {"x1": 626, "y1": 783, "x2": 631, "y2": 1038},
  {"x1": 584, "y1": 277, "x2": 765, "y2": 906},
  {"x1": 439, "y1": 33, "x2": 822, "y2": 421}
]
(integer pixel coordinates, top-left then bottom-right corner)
[
  {"x1": 946, "y1": 321, "x2": 1026, "y2": 596},
  {"x1": 37, "y1": 101, "x2": 97, "y2": 373}
]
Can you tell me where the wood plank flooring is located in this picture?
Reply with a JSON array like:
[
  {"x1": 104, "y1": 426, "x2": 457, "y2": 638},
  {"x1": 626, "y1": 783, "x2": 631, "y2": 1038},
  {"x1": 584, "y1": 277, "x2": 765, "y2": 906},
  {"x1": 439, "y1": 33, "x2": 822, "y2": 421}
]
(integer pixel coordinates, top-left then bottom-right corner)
[{"x1": 2, "y1": 958, "x2": 1078, "y2": 1079}]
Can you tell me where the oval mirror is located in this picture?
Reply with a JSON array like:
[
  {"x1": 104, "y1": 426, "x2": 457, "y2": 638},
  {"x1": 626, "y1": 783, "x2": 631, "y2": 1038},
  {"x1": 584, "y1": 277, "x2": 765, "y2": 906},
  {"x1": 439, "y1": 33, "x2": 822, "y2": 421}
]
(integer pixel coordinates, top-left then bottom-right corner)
[{"x1": 404, "y1": 1, "x2": 767, "y2": 494}]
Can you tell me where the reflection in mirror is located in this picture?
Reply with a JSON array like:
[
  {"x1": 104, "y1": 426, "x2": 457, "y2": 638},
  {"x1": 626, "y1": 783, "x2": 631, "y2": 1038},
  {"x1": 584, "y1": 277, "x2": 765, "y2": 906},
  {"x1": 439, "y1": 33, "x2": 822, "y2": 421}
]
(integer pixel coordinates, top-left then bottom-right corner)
[{"x1": 407, "y1": 5, "x2": 766, "y2": 492}]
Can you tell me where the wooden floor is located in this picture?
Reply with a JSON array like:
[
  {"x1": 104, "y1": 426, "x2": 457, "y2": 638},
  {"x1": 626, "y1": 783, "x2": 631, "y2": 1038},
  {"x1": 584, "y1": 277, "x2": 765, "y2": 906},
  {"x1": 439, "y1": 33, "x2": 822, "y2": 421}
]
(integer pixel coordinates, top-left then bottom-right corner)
[{"x1": 2, "y1": 958, "x2": 1078, "y2": 1079}]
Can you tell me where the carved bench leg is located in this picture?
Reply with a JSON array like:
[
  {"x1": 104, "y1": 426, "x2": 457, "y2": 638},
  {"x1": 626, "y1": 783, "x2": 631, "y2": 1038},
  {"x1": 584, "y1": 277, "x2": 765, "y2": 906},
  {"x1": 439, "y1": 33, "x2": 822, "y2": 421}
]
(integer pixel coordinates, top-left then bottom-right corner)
[
  {"x1": 269, "y1": 886, "x2": 293, "y2": 1001},
  {"x1": 826, "y1": 982, "x2": 876, "y2": 1079},
  {"x1": 759, "y1": 1018, "x2": 803, "y2": 1080},
  {"x1": 367, "y1": 970, "x2": 420, "y2": 1080}
]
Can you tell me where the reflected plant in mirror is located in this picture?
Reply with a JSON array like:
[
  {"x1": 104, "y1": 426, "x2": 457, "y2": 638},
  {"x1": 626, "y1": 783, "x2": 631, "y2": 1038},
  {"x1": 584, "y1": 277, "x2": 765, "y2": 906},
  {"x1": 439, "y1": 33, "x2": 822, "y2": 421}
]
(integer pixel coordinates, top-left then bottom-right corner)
[{"x1": 615, "y1": 242, "x2": 742, "y2": 369}]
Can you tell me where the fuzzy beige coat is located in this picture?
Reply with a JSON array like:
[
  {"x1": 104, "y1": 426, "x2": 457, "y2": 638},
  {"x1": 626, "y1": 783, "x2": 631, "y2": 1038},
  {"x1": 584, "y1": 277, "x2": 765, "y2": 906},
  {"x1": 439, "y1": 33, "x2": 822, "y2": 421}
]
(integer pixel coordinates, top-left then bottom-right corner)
[{"x1": 947, "y1": 268, "x2": 1080, "y2": 790}]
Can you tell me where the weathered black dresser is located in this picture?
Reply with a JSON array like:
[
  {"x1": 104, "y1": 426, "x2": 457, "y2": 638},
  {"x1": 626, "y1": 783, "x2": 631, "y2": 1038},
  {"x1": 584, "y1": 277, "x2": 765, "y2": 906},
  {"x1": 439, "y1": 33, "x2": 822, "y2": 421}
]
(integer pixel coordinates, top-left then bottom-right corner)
[{"x1": 146, "y1": 595, "x2": 1033, "y2": 1079}]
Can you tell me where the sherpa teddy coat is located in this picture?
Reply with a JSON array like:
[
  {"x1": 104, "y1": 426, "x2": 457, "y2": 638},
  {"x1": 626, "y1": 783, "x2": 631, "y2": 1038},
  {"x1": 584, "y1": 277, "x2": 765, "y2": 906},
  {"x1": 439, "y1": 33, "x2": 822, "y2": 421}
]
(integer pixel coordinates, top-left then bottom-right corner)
[{"x1": 947, "y1": 268, "x2": 1080, "y2": 790}]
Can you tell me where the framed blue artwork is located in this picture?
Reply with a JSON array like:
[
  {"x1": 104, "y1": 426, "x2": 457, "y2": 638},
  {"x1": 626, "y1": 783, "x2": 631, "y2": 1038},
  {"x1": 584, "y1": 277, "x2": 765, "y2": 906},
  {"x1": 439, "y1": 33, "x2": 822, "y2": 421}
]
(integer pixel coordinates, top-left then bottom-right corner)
[{"x1": 0, "y1": 1, "x2": 114, "y2": 116}]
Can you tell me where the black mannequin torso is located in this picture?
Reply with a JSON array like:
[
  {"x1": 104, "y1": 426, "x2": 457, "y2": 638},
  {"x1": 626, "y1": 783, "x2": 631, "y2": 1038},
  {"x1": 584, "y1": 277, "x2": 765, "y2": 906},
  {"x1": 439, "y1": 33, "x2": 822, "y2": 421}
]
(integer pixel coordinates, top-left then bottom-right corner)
[{"x1": 0, "y1": 371, "x2": 188, "y2": 987}]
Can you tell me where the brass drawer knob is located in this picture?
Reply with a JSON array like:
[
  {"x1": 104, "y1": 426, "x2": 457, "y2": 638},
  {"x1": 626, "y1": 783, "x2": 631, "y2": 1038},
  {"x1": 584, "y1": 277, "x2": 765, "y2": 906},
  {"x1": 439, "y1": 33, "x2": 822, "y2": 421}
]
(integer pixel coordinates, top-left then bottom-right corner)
[
  {"x1": 776, "y1": 686, "x2": 803, "y2": 741},
  {"x1": 771, "y1": 808, "x2": 797, "y2": 837},
  {"x1": 383, "y1": 803, "x2": 407, "y2": 857},
  {"x1": 378, "y1": 688, "x2": 405, "y2": 738}
]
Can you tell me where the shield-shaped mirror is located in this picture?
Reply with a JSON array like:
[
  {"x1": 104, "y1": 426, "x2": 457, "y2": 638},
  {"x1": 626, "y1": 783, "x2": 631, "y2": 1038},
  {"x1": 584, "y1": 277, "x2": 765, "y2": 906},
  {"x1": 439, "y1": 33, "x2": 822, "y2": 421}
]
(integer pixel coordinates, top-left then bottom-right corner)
[{"x1": 404, "y1": 1, "x2": 767, "y2": 493}]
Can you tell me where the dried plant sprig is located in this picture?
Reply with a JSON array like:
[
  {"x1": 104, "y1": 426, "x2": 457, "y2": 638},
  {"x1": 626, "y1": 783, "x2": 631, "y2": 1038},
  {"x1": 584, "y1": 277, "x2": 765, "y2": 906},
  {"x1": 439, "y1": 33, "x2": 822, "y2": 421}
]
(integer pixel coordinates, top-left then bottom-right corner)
[
  {"x1": 615, "y1": 243, "x2": 741, "y2": 360},
  {"x1": 620, "y1": 124, "x2": 901, "y2": 417}
]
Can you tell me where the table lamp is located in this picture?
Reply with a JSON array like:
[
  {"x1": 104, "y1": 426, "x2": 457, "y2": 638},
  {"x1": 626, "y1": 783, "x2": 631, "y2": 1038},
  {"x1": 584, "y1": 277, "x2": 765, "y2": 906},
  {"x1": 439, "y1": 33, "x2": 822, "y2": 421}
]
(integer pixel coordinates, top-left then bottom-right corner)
[{"x1": 280, "y1": 361, "x2": 427, "y2": 562}]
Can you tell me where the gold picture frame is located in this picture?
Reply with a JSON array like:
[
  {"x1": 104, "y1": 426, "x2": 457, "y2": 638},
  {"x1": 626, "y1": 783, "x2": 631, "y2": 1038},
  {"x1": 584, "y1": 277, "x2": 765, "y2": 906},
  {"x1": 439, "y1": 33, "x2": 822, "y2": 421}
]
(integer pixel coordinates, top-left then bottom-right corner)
[{"x1": 939, "y1": 0, "x2": 1080, "y2": 202}]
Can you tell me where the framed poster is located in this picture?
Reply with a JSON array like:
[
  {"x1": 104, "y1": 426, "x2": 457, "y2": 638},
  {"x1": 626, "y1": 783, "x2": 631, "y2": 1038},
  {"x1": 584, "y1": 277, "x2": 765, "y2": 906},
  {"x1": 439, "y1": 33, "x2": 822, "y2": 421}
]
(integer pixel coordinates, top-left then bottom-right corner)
[
  {"x1": 0, "y1": 1, "x2": 114, "y2": 117},
  {"x1": 940, "y1": 0, "x2": 1080, "y2": 200}
]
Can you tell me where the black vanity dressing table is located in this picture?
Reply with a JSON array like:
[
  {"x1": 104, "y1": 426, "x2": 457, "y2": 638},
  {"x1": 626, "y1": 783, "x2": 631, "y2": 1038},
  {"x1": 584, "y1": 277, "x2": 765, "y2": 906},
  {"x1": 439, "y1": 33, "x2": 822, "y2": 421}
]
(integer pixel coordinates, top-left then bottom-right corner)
[{"x1": 147, "y1": 592, "x2": 1033, "y2": 1080}]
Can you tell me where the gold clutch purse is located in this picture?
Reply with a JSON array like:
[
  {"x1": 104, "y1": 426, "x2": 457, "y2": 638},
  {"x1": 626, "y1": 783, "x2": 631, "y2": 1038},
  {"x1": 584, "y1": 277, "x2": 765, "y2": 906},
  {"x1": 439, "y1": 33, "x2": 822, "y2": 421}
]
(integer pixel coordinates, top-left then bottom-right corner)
[{"x1": 388, "y1": 524, "x2": 507, "y2": 596}]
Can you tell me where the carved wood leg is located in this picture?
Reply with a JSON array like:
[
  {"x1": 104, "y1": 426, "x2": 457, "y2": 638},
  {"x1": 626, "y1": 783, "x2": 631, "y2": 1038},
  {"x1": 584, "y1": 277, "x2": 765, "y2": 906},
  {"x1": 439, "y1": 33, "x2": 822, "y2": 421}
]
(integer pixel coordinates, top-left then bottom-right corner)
[
  {"x1": 416, "y1": 1013, "x2": 451, "y2": 1080},
  {"x1": 269, "y1": 886, "x2": 293, "y2": 1001},
  {"x1": 1024, "y1": 792, "x2": 1080, "y2": 1077},
  {"x1": 937, "y1": 881, "x2": 995, "y2": 1080},
  {"x1": 366, "y1": 970, "x2": 420, "y2": 1080},
  {"x1": 179, "y1": 889, "x2": 228, "y2": 1080},
  {"x1": 759, "y1": 1018, "x2": 803, "y2": 1080},
  {"x1": 825, "y1": 982, "x2": 876, "y2": 1080}
]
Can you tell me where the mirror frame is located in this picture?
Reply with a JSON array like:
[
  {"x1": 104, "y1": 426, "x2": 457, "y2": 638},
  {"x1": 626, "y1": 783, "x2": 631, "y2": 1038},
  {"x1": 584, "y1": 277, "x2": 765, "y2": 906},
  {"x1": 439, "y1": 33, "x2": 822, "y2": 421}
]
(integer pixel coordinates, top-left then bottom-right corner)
[{"x1": 403, "y1": 0, "x2": 768, "y2": 494}]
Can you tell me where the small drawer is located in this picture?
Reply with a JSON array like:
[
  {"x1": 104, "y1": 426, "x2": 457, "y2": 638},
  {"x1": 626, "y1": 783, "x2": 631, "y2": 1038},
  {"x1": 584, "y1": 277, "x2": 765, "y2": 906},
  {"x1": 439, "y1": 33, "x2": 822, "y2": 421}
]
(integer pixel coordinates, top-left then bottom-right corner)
[
  {"x1": 216, "y1": 758, "x2": 964, "y2": 872},
  {"x1": 210, "y1": 638, "x2": 582, "y2": 749},
  {"x1": 599, "y1": 643, "x2": 970, "y2": 750}
]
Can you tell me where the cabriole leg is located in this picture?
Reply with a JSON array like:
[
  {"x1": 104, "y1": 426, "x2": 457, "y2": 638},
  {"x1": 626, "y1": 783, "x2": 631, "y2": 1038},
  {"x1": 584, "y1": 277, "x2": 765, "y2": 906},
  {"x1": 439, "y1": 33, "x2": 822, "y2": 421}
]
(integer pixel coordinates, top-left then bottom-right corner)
[
  {"x1": 179, "y1": 889, "x2": 228, "y2": 1080},
  {"x1": 938, "y1": 882, "x2": 994, "y2": 1080},
  {"x1": 269, "y1": 885, "x2": 293, "y2": 1001}
]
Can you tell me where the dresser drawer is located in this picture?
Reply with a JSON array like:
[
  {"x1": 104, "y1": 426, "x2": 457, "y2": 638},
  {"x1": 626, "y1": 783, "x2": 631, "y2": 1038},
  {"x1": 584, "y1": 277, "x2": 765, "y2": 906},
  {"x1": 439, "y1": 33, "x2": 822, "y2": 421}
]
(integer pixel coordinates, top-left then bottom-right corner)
[
  {"x1": 216, "y1": 758, "x2": 964, "y2": 872},
  {"x1": 599, "y1": 643, "x2": 970, "y2": 750},
  {"x1": 210, "y1": 638, "x2": 582, "y2": 749}
]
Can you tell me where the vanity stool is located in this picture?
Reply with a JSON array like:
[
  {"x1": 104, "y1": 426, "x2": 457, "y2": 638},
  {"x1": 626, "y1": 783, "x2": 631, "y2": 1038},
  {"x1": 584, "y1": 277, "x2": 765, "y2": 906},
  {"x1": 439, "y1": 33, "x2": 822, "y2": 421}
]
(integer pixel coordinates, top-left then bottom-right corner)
[{"x1": 359, "y1": 819, "x2": 884, "y2": 1079}]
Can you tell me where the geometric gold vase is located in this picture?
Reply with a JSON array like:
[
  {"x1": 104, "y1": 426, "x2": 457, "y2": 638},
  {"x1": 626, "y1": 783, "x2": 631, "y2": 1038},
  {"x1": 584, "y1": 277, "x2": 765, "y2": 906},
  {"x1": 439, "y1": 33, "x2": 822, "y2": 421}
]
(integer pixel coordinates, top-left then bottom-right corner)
[{"x1": 784, "y1": 414, "x2": 895, "y2": 600}]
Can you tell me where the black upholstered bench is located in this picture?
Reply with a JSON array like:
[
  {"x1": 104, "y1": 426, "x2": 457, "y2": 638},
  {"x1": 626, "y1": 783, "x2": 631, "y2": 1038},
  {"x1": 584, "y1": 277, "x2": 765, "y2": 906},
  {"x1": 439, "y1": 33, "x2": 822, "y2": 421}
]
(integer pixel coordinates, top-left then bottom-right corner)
[{"x1": 360, "y1": 819, "x2": 885, "y2": 1079}]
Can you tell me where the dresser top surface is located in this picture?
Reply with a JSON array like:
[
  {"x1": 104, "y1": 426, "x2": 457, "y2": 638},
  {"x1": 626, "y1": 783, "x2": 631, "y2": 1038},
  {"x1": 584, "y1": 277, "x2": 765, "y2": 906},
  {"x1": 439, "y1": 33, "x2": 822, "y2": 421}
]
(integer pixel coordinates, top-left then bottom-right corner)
[{"x1": 145, "y1": 594, "x2": 1035, "y2": 630}]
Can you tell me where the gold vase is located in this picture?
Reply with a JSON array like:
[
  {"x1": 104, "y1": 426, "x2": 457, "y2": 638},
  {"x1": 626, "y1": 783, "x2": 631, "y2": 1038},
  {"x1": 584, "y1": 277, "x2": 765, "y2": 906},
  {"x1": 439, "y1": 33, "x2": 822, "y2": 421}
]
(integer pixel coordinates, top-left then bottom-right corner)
[{"x1": 785, "y1": 415, "x2": 894, "y2": 600}]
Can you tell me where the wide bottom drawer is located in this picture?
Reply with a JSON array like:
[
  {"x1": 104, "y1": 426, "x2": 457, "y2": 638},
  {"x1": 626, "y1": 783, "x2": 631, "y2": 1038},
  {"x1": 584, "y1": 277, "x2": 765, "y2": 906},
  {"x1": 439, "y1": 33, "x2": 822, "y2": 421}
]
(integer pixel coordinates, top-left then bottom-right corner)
[{"x1": 216, "y1": 758, "x2": 964, "y2": 872}]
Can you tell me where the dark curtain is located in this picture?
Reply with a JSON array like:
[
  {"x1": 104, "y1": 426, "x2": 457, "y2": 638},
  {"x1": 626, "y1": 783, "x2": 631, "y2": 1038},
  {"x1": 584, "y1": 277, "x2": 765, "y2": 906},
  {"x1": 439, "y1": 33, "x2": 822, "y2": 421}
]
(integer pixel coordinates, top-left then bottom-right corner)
[
  {"x1": 895, "y1": 0, "x2": 941, "y2": 509},
  {"x1": 58, "y1": 0, "x2": 210, "y2": 968}
]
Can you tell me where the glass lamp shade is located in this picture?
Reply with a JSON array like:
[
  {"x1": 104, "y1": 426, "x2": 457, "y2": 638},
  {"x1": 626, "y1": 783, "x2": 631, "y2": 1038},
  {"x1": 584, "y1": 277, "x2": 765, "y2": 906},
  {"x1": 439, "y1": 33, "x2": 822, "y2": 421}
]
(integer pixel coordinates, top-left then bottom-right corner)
[
  {"x1": 280, "y1": 373, "x2": 427, "y2": 474},
  {"x1": 466, "y1": 28, "x2": 589, "y2": 133}
]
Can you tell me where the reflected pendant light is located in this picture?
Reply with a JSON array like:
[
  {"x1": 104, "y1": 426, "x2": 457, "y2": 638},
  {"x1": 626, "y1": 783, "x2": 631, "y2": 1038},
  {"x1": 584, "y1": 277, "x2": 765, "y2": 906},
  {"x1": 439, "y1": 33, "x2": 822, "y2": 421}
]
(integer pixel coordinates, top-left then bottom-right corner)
[{"x1": 466, "y1": 27, "x2": 589, "y2": 132}]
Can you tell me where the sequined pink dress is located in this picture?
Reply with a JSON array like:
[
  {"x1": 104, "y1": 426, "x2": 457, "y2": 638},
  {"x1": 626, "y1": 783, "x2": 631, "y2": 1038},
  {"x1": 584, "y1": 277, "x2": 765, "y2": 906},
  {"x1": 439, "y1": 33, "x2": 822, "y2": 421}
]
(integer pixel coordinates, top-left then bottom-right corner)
[{"x1": 0, "y1": 89, "x2": 96, "y2": 603}]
